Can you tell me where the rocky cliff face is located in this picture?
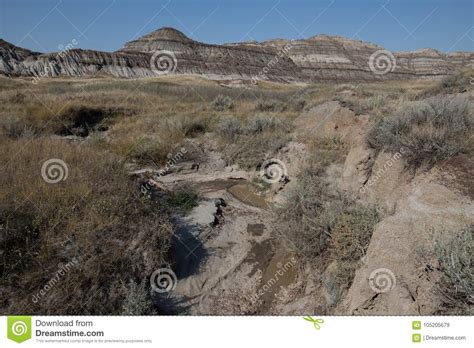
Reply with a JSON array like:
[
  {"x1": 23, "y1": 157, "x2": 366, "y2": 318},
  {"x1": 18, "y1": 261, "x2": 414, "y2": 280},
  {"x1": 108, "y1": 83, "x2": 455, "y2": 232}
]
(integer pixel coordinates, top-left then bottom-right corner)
[{"x1": 1, "y1": 27, "x2": 472, "y2": 83}]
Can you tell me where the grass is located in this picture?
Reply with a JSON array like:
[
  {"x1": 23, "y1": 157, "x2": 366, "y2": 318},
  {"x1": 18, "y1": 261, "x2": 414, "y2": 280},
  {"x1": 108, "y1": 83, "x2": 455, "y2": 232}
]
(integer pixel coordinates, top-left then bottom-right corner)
[
  {"x1": 166, "y1": 186, "x2": 198, "y2": 213},
  {"x1": 0, "y1": 73, "x2": 469, "y2": 315},
  {"x1": 434, "y1": 224, "x2": 473, "y2": 314},
  {"x1": 0, "y1": 138, "x2": 174, "y2": 315},
  {"x1": 367, "y1": 95, "x2": 473, "y2": 169},
  {"x1": 255, "y1": 99, "x2": 285, "y2": 112}
]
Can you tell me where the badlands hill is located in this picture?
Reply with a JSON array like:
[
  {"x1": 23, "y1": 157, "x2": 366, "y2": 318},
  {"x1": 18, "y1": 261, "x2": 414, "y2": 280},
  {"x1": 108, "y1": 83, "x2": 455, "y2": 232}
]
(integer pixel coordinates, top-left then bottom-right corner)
[{"x1": 0, "y1": 27, "x2": 472, "y2": 82}]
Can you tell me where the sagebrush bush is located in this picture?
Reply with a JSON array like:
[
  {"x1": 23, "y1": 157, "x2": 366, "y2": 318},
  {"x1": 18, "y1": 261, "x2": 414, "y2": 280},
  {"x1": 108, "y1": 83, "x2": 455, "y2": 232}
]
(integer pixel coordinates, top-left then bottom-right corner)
[
  {"x1": 121, "y1": 280, "x2": 154, "y2": 315},
  {"x1": 367, "y1": 96, "x2": 473, "y2": 168},
  {"x1": 212, "y1": 95, "x2": 234, "y2": 111},
  {"x1": 217, "y1": 116, "x2": 245, "y2": 139},
  {"x1": 434, "y1": 224, "x2": 473, "y2": 314}
]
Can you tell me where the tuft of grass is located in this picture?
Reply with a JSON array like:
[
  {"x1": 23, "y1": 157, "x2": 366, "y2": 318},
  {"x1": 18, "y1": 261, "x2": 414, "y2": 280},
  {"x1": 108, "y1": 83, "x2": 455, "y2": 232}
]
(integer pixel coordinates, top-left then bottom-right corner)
[{"x1": 367, "y1": 95, "x2": 473, "y2": 169}]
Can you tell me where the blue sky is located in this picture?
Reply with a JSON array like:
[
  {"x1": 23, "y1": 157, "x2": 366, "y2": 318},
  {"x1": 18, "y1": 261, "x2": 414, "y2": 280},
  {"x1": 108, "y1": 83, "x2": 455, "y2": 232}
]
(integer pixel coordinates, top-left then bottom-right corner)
[{"x1": 0, "y1": 0, "x2": 472, "y2": 53}]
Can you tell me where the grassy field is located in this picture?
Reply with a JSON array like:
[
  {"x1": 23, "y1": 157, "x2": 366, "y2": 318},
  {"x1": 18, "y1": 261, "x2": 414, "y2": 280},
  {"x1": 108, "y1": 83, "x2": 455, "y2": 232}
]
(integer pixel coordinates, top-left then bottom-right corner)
[{"x1": 0, "y1": 72, "x2": 471, "y2": 314}]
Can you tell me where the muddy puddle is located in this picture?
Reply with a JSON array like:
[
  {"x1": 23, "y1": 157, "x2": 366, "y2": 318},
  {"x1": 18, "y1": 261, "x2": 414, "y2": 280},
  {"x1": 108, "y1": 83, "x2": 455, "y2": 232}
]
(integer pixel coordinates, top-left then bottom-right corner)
[{"x1": 228, "y1": 184, "x2": 269, "y2": 209}]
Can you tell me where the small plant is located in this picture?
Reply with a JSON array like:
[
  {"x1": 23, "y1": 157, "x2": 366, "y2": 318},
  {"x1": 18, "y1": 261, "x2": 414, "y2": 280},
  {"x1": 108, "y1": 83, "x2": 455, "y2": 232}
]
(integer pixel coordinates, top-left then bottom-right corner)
[
  {"x1": 212, "y1": 95, "x2": 234, "y2": 111},
  {"x1": 167, "y1": 186, "x2": 198, "y2": 213}
]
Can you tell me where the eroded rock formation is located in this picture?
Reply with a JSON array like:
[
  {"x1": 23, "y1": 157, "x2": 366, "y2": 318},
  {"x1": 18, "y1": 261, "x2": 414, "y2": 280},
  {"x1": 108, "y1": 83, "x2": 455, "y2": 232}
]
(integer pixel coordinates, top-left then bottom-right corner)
[{"x1": 1, "y1": 27, "x2": 472, "y2": 82}]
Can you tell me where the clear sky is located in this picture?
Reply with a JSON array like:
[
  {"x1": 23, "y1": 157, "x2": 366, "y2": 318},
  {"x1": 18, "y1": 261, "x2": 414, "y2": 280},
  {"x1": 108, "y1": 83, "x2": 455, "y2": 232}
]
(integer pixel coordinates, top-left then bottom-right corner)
[{"x1": 0, "y1": 0, "x2": 472, "y2": 53}]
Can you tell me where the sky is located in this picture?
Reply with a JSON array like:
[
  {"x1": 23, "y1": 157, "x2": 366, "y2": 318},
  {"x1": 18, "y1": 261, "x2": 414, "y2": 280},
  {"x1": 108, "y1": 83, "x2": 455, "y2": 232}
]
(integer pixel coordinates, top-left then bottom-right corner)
[{"x1": 0, "y1": 0, "x2": 472, "y2": 53}]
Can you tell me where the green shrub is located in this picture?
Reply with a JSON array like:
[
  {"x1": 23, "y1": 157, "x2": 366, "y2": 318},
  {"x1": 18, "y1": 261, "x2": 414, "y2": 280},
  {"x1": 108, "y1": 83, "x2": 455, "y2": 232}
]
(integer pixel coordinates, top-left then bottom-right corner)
[{"x1": 367, "y1": 96, "x2": 473, "y2": 168}]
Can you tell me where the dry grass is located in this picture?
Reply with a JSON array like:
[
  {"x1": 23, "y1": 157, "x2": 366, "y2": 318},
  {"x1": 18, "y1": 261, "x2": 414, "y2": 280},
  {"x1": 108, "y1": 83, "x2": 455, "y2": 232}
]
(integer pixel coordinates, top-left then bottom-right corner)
[{"x1": 0, "y1": 138, "x2": 173, "y2": 315}]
